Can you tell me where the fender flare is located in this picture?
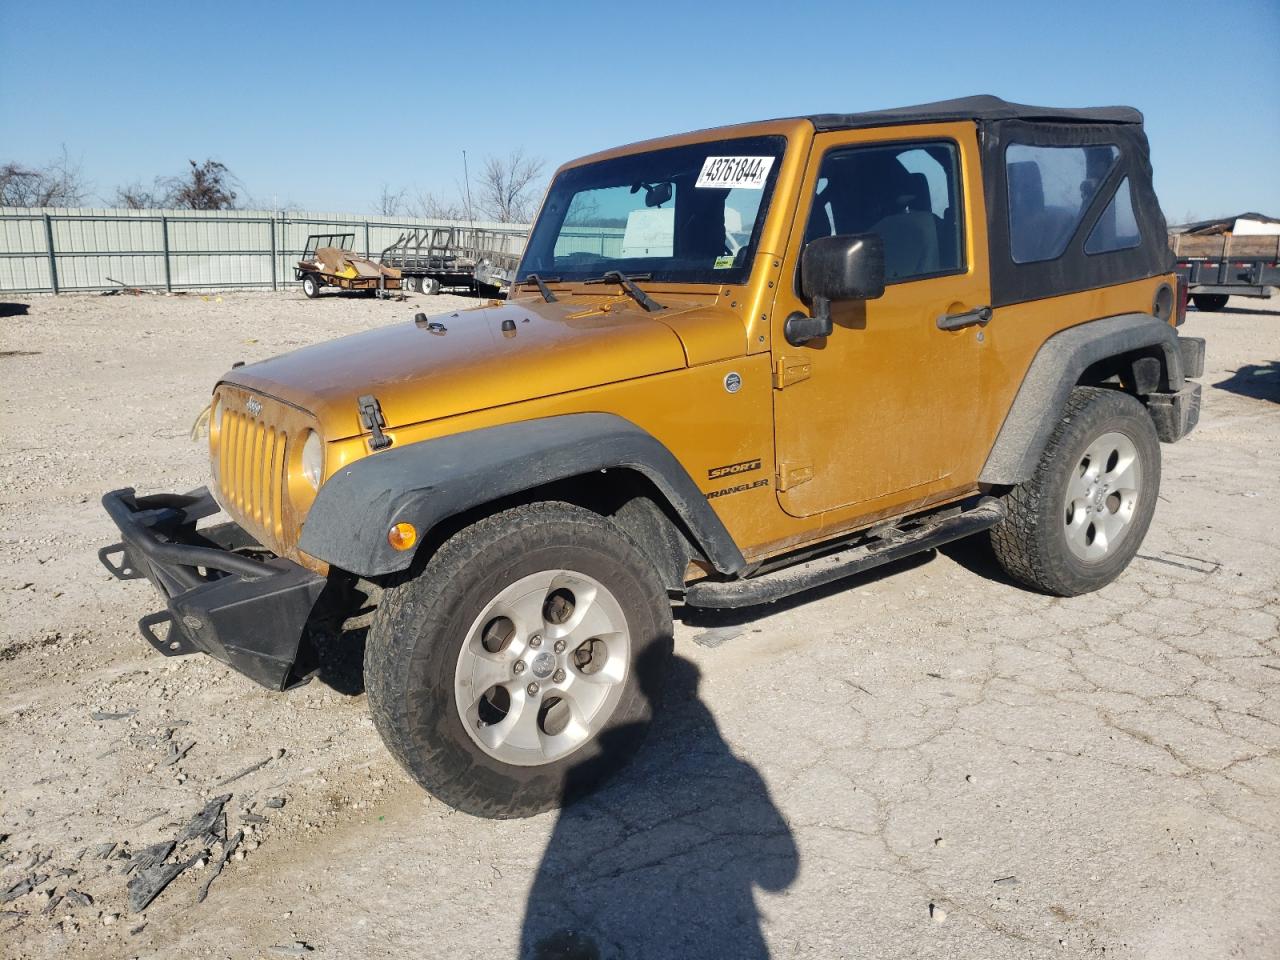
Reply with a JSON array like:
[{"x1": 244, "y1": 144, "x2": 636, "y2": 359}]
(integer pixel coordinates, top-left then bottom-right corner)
[
  {"x1": 297, "y1": 413, "x2": 747, "y2": 578},
  {"x1": 979, "y1": 313, "x2": 1185, "y2": 485}
]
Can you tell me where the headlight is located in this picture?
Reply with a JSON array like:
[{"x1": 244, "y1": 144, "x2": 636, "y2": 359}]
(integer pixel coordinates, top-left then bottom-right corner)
[{"x1": 301, "y1": 430, "x2": 324, "y2": 489}]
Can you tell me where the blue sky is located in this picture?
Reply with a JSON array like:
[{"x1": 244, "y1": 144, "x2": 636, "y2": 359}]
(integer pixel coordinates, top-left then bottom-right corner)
[{"x1": 3, "y1": 0, "x2": 1277, "y2": 222}]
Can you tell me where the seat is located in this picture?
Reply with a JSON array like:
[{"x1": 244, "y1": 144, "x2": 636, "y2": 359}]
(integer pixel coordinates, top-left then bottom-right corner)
[
  {"x1": 871, "y1": 210, "x2": 941, "y2": 280},
  {"x1": 1007, "y1": 160, "x2": 1079, "y2": 262}
]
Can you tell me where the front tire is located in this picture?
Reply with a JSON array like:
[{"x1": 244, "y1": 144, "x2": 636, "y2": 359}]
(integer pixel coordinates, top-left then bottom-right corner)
[
  {"x1": 991, "y1": 386, "x2": 1160, "y2": 596},
  {"x1": 301, "y1": 273, "x2": 321, "y2": 298},
  {"x1": 365, "y1": 502, "x2": 673, "y2": 818}
]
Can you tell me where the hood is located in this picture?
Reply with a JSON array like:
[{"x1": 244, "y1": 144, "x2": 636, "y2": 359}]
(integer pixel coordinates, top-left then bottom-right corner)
[{"x1": 222, "y1": 295, "x2": 743, "y2": 439}]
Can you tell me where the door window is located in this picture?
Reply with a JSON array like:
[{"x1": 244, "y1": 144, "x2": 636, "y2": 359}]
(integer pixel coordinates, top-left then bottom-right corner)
[
  {"x1": 1005, "y1": 143, "x2": 1119, "y2": 263},
  {"x1": 803, "y1": 141, "x2": 964, "y2": 283},
  {"x1": 1084, "y1": 177, "x2": 1142, "y2": 255}
]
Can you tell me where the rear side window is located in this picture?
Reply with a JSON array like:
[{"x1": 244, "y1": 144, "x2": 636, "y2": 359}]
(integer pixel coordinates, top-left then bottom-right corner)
[
  {"x1": 1084, "y1": 177, "x2": 1141, "y2": 255},
  {"x1": 804, "y1": 140, "x2": 964, "y2": 284},
  {"x1": 1006, "y1": 144, "x2": 1119, "y2": 263}
]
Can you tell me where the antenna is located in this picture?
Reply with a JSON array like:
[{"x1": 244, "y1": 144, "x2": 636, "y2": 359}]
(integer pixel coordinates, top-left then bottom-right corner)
[{"x1": 462, "y1": 149, "x2": 477, "y2": 239}]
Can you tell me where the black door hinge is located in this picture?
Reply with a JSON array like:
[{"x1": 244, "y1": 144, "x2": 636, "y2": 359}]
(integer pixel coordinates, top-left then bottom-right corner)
[{"x1": 357, "y1": 394, "x2": 393, "y2": 451}]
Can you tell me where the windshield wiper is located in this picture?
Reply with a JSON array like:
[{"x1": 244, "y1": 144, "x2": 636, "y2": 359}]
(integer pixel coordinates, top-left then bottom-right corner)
[
  {"x1": 519, "y1": 273, "x2": 559, "y2": 303},
  {"x1": 584, "y1": 271, "x2": 663, "y2": 312}
]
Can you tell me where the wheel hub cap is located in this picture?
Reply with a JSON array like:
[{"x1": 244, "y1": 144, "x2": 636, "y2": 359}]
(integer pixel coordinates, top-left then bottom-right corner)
[
  {"x1": 453, "y1": 570, "x2": 631, "y2": 767},
  {"x1": 531, "y1": 651, "x2": 556, "y2": 679},
  {"x1": 1063, "y1": 431, "x2": 1142, "y2": 563}
]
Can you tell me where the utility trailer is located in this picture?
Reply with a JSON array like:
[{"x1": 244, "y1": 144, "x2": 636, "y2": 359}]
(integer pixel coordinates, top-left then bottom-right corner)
[
  {"x1": 378, "y1": 226, "x2": 524, "y2": 295},
  {"x1": 1170, "y1": 231, "x2": 1280, "y2": 312},
  {"x1": 295, "y1": 232, "x2": 403, "y2": 298}
]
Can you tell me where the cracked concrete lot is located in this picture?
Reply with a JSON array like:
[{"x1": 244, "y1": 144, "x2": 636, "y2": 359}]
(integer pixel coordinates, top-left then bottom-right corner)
[{"x1": 0, "y1": 291, "x2": 1277, "y2": 959}]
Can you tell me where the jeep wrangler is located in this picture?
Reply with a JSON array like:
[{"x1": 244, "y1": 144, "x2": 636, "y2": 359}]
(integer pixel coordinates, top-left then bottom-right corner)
[{"x1": 101, "y1": 95, "x2": 1203, "y2": 818}]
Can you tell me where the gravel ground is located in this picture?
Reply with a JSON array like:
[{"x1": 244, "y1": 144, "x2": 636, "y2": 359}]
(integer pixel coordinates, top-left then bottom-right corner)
[{"x1": 0, "y1": 289, "x2": 1277, "y2": 960}]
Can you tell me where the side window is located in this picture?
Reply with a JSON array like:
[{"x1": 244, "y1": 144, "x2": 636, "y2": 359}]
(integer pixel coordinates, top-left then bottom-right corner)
[
  {"x1": 803, "y1": 141, "x2": 964, "y2": 284},
  {"x1": 1006, "y1": 144, "x2": 1119, "y2": 263},
  {"x1": 1084, "y1": 177, "x2": 1141, "y2": 255}
]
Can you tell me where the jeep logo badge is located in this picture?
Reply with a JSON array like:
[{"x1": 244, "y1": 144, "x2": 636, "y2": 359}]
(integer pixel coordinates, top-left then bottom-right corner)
[
  {"x1": 724, "y1": 372, "x2": 742, "y2": 394},
  {"x1": 245, "y1": 398, "x2": 263, "y2": 417}
]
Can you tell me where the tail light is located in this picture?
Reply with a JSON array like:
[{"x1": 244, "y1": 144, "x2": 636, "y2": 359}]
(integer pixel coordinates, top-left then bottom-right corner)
[{"x1": 1175, "y1": 275, "x2": 1188, "y2": 326}]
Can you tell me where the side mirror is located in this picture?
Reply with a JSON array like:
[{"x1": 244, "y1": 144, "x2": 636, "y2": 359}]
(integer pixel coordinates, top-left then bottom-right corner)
[{"x1": 784, "y1": 234, "x2": 886, "y2": 346}]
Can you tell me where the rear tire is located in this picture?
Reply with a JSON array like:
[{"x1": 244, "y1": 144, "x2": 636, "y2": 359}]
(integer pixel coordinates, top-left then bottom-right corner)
[
  {"x1": 365, "y1": 502, "x2": 673, "y2": 818},
  {"x1": 991, "y1": 386, "x2": 1160, "y2": 596},
  {"x1": 1192, "y1": 293, "x2": 1228, "y2": 312},
  {"x1": 301, "y1": 273, "x2": 321, "y2": 298},
  {"x1": 421, "y1": 277, "x2": 441, "y2": 295}
]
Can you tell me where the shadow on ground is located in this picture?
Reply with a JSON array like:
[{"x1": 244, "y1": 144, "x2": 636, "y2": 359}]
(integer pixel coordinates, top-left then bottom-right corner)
[
  {"x1": 521, "y1": 654, "x2": 798, "y2": 960},
  {"x1": 1195, "y1": 304, "x2": 1275, "y2": 316},
  {"x1": 1214, "y1": 361, "x2": 1280, "y2": 403},
  {"x1": 0, "y1": 302, "x2": 30, "y2": 317}
]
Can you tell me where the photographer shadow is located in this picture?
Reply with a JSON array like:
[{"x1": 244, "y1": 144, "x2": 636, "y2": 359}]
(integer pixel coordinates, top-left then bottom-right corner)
[{"x1": 520, "y1": 653, "x2": 798, "y2": 960}]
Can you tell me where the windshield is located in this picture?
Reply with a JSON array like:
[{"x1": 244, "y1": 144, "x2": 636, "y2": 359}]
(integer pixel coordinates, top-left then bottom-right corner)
[{"x1": 518, "y1": 135, "x2": 787, "y2": 286}]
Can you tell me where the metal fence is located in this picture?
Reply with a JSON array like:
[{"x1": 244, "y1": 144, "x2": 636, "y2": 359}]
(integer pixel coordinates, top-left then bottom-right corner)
[{"x1": 0, "y1": 207, "x2": 530, "y2": 294}]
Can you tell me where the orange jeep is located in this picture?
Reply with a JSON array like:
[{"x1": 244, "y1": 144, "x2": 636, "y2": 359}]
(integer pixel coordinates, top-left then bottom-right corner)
[{"x1": 102, "y1": 96, "x2": 1203, "y2": 817}]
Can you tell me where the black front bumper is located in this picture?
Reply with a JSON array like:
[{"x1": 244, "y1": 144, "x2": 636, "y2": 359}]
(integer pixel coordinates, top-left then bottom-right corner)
[{"x1": 100, "y1": 487, "x2": 326, "y2": 690}]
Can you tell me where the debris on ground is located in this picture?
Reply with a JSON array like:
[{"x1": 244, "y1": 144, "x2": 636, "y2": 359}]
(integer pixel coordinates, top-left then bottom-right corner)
[
  {"x1": 127, "y1": 853, "x2": 200, "y2": 913},
  {"x1": 89, "y1": 710, "x2": 137, "y2": 721},
  {"x1": 61, "y1": 889, "x2": 93, "y2": 908},
  {"x1": 178, "y1": 795, "x2": 231, "y2": 844},
  {"x1": 2, "y1": 875, "x2": 47, "y2": 902},
  {"x1": 196, "y1": 830, "x2": 242, "y2": 904},
  {"x1": 162, "y1": 739, "x2": 195, "y2": 766},
  {"x1": 100, "y1": 277, "x2": 150, "y2": 296},
  {"x1": 691, "y1": 626, "x2": 743, "y2": 648},
  {"x1": 268, "y1": 942, "x2": 315, "y2": 955},
  {"x1": 214, "y1": 756, "x2": 273, "y2": 787}
]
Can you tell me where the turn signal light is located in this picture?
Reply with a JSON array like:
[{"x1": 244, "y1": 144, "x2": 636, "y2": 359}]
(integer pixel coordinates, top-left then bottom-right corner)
[{"x1": 388, "y1": 522, "x2": 418, "y2": 551}]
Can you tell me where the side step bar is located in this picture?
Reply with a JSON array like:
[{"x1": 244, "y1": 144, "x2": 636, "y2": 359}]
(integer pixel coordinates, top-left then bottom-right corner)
[{"x1": 684, "y1": 498, "x2": 1006, "y2": 609}]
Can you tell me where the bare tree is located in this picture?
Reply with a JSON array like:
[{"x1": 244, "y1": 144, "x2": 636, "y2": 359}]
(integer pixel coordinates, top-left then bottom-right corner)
[
  {"x1": 110, "y1": 160, "x2": 239, "y2": 210},
  {"x1": 112, "y1": 181, "x2": 163, "y2": 210},
  {"x1": 0, "y1": 146, "x2": 89, "y2": 207},
  {"x1": 164, "y1": 160, "x2": 238, "y2": 210},
  {"x1": 475, "y1": 149, "x2": 544, "y2": 223},
  {"x1": 410, "y1": 190, "x2": 466, "y2": 221},
  {"x1": 375, "y1": 183, "x2": 406, "y2": 216}
]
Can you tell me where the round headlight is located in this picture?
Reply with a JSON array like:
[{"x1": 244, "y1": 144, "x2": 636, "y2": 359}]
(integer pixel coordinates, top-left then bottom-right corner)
[{"x1": 301, "y1": 430, "x2": 324, "y2": 490}]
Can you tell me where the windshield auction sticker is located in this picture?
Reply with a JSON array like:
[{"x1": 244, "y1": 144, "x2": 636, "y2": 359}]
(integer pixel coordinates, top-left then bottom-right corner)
[{"x1": 696, "y1": 156, "x2": 775, "y2": 190}]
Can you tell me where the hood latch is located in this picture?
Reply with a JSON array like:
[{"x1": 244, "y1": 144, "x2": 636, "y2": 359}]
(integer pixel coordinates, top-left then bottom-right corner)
[{"x1": 357, "y1": 394, "x2": 393, "y2": 451}]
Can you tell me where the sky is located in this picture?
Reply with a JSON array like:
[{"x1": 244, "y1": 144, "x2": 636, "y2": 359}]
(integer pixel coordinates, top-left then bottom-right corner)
[{"x1": 2, "y1": 0, "x2": 1278, "y2": 223}]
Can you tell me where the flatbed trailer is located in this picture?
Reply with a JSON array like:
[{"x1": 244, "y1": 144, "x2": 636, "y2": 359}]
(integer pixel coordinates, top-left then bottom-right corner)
[
  {"x1": 295, "y1": 232, "x2": 403, "y2": 298},
  {"x1": 1170, "y1": 232, "x2": 1280, "y2": 311},
  {"x1": 378, "y1": 226, "x2": 523, "y2": 295}
]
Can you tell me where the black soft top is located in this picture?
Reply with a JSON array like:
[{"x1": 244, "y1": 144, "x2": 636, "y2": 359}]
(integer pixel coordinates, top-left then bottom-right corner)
[
  {"x1": 789, "y1": 94, "x2": 1167, "y2": 306},
  {"x1": 805, "y1": 94, "x2": 1143, "y2": 132}
]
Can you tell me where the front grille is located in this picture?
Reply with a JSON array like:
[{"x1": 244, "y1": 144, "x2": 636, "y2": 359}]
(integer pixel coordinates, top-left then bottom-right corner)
[{"x1": 218, "y1": 409, "x2": 288, "y2": 542}]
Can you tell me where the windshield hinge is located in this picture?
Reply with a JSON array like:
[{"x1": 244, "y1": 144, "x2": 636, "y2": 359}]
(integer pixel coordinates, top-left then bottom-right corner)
[
  {"x1": 773, "y1": 356, "x2": 813, "y2": 389},
  {"x1": 357, "y1": 395, "x2": 393, "y2": 451}
]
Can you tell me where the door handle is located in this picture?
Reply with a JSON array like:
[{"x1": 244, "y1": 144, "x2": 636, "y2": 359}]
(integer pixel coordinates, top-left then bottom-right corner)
[{"x1": 936, "y1": 305, "x2": 992, "y2": 331}]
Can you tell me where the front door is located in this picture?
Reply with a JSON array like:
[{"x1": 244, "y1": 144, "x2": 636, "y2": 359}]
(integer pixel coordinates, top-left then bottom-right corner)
[{"x1": 771, "y1": 123, "x2": 990, "y2": 519}]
